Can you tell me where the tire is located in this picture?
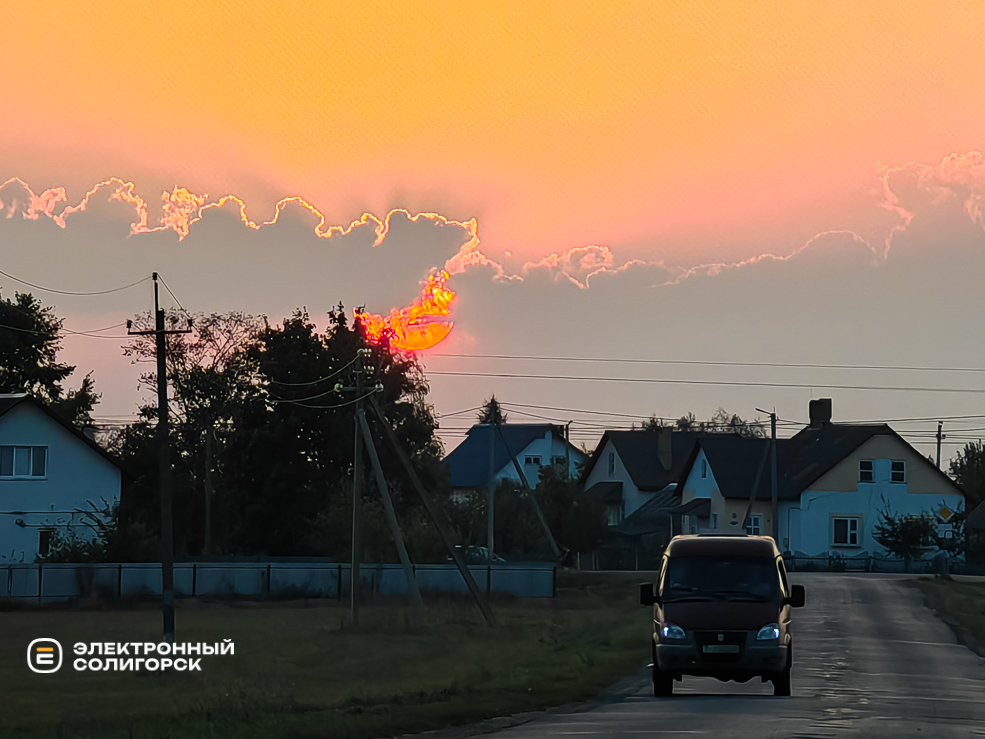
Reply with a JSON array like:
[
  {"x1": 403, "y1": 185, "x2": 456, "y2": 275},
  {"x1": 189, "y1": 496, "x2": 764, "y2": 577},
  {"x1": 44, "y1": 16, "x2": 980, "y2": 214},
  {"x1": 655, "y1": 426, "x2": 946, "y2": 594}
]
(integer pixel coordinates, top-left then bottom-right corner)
[
  {"x1": 773, "y1": 645, "x2": 792, "y2": 696},
  {"x1": 652, "y1": 668, "x2": 674, "y2": 697}
]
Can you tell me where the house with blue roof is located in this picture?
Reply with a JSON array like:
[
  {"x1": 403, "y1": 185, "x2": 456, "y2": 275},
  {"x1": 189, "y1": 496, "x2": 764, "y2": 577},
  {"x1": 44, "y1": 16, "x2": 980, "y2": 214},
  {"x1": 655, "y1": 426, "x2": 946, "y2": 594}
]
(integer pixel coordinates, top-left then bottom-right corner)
[{"x1": 444, "y1": 423, "x2": 585, "y2": 494}]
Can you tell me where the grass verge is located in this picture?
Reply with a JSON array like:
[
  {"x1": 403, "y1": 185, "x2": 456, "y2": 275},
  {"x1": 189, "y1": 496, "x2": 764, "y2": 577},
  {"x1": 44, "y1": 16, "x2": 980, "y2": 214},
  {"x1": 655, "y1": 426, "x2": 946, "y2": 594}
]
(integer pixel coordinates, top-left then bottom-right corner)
[
  {"x1": 909, "y1": 578, "x2": 985, "y2": 657},
  {"x1": 2, "y1": 570, "x2": 654, "y2": 739}
]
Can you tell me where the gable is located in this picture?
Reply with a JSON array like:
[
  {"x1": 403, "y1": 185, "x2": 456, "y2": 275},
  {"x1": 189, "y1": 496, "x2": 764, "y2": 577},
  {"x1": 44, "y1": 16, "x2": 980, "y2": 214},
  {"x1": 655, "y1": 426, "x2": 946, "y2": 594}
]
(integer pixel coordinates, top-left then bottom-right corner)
[
  {"x1": 0, "y1": 401, "x2": 120, "y2": 476},
  {"x1": 444, "y1": 424, "x2": 582, "y2": 488},
  {"x1": 809, "y1": 433, "x2": 966, "y2": 498}
]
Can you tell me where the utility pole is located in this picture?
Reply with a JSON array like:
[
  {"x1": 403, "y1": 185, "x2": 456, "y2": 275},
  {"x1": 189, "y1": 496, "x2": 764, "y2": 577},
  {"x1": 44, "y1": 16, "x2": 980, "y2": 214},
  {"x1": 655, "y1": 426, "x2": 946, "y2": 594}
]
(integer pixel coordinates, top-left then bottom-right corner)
[
  {"x1": 203, "y1": 427, "x2": 214, "y2": 556},
  {"x1": 936, "y1": 421, "x2": 945, "y2": 469},
  {"x1": 487, "y1": 425, "x2": 495, "y2": 560},
  {"x1": 755, "y1": 407, "x2": 779, "y2": 543},
  {"x1": 349, "y1": 347, "x2": 368, "y2": 626},
  {"x1": 127, "y1": 273, "x2": 191, "y2": 644}
]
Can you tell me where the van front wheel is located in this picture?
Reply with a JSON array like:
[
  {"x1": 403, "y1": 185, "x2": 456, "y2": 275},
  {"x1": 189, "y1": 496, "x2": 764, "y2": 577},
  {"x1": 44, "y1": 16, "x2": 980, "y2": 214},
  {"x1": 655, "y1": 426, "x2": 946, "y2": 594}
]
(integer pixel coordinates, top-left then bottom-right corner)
[{"x1": 652, "y1": 669, "x2": 674, "y2": 697}]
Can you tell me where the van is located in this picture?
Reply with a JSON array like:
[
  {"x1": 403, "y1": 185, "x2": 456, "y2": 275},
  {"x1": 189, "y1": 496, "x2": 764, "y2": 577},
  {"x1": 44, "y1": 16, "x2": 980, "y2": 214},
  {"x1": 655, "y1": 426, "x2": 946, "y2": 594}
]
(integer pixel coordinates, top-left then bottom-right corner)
[{"x1": 639, "y1": 534, "x2": 806, "y2": 696}]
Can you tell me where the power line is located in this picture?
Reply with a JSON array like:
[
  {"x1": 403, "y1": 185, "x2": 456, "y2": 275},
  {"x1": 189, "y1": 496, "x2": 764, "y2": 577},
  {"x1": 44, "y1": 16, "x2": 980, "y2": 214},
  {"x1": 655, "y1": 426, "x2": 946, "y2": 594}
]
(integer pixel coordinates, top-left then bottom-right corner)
[
  {"x1": 0, "y1": 320, "x2": 131, "y2": 339},
  {"x1": 0, "y1": 269, "x2": 150, "y2": 296},
  {"x1": 267, "y1": 356, "x2": 359, "y2": 387},
  {"x1": 429, "y1": 370, "x2": 985, "y2": 395},
  {"x1": 155, "y1": 274, "x2": 187, "y2": 313},
  {"x1": 428, "y1": 352, "x2": 985, "y2": 374}
]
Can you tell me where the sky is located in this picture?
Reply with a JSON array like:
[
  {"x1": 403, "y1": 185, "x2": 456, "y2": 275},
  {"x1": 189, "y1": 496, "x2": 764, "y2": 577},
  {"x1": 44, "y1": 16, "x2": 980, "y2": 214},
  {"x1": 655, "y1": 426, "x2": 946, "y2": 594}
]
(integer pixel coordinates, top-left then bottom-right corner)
[{"x1": 4, "y1": 1, "x2": 985, "y2": 461}]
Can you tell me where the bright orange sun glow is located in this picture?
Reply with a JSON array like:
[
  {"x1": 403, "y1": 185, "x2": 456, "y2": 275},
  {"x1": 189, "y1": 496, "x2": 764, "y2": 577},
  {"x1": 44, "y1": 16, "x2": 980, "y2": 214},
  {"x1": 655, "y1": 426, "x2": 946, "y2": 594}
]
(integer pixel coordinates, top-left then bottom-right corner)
[{"x1": 359, "y1": 271, "x2": 456, "y2": 351}]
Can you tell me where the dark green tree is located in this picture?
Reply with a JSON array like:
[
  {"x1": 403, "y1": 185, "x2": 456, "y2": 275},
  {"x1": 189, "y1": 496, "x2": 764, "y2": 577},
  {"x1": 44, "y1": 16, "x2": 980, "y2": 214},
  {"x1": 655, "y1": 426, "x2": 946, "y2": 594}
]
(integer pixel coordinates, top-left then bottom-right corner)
[
  {"x1": 949, "y1": 441, "x2": 985, "y2": 511},
  {"x1": 872, "y1": 501, "x2": 936, "y2": 572},
  {"x1": 670, "y1": 408, "x2": 765, "y2": 438},
  {"x1": 0, "y1": 291, "x2": 99, "y2": 426},
  {"x1": 477, "y1": 395, "x2": 508, "y2": 425}
]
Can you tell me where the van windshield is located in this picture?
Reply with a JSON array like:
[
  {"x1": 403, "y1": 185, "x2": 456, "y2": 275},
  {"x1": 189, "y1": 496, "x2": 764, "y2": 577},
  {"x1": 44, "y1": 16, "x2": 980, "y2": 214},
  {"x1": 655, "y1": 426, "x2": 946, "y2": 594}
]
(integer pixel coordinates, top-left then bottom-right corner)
[{"x1": 662, "y1": 556, "x2": 780, "y2": 603}]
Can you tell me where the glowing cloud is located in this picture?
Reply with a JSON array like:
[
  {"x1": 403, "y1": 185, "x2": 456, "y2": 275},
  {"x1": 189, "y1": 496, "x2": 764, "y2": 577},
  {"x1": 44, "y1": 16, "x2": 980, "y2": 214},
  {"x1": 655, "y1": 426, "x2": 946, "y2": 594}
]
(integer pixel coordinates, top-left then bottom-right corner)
[{"x1": 358, "y1": 270, "x2": 456, "y2": 352}]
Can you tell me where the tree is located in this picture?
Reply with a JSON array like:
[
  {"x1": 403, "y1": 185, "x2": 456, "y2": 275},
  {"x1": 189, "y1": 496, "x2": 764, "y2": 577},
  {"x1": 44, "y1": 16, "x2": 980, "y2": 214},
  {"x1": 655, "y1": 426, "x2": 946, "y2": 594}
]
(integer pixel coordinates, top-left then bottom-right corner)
[
  {"x1": 872, "y1": 500, "x2": 937, "y2": 572},
  {"x1": 949, "y1": 441, "x2": 985, "y2": 510},
  {"x1": 534, "y1": 464, "x2": 607, "y2": 554},
  {"x1": 0, "y1": 291, "x2": 99, "y2": 426},
  {"x1": 669, "y1": 408, "x2": 765, "y2": 437},
  {"x1": 477, "y1": 395, "x2": 507, "y2": 425}
]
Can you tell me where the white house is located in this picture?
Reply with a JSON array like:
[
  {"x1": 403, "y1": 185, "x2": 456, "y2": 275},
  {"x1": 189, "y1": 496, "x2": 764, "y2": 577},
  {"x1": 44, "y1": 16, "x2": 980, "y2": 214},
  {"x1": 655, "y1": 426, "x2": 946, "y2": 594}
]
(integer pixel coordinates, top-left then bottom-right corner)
[
  {"x1": 0, "y1": 394, "x2": 123, "y2": 563},
  {"x1": 444, "y1": 423, "x2": 584, "y2": 494},
  {"x1": 582, "y1": 429, "x2": 705, "y2": 526},
  {"x1": 675, "y1": 398, "x2": 967, "y2": 557}
]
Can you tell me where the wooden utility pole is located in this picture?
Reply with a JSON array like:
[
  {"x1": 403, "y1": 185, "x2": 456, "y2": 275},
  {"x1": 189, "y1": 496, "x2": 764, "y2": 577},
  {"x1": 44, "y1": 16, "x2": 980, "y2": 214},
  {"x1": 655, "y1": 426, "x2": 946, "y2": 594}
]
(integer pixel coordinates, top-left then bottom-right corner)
[
  {"x1": 370, "y1": 395, "x2": 496, "y2": 626},
  {"x1": 203, "y1": 428, "x2": 214, "y2": 556},
  {"x1": 349, "y1": 348, "x2": 367, "y2": 626},
  {"x1": 487, "y1": 425, "x2": 496, "y2": 559},
  {"x1": 937, "y1": 421, "x2": 945, "y2": 469},
  {"x1": 357, "y1": 410, "x2": 425, "y2": 616},
  {"x1": 494, "y1": 421, "x2": 563, "y2": 560},
  {"x1": 127, "y1": 273, "x2": 191, "y2": 644},
  {"x1": 770, "y1": 412, "x2": 778, "y2": 544}
]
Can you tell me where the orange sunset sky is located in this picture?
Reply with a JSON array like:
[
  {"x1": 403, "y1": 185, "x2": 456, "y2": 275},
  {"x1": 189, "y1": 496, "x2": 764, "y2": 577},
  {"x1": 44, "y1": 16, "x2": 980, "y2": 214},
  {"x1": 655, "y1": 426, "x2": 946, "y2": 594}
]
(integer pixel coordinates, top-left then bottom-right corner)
[{"x1": 5, "y1": 1, "x2": 985, "y2": 455}]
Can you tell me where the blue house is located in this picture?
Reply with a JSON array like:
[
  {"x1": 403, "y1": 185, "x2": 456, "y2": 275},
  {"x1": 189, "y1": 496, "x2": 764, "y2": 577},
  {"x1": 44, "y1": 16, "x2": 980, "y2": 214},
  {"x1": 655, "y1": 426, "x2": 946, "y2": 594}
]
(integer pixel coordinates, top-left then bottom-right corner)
[{"x1": 0, "y1": 394, "x2": 123, "y2": 563}]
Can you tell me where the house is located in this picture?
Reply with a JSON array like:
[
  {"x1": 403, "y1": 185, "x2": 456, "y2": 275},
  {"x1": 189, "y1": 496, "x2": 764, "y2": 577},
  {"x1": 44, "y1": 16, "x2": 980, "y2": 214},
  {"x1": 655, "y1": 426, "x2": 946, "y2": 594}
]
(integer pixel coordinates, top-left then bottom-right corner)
[
  {"x1": 675, "y1": 398, "x2": 967, "y2": 558},
  {"x1": 581, "y1": 429, "x2": 706, "y2": 526},
  {"x1": 444, "y1": 423, "x2": 585, "y2": 495},
  {"x1": 0, "y1": 394, "x2": 123, "y2": 563}
]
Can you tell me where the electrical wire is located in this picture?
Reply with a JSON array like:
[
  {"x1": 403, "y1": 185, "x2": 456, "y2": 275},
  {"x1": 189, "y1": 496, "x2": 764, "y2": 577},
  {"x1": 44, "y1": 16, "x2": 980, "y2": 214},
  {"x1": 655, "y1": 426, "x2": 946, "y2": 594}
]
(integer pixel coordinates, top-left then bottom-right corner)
[
  {"x1": 428, "y1": 352, "x2": 985, "y2": 374},
  {"x1": 273, "y1": 389, "x2": 382, "y2": 410},
  {"x1": 429, "y1": 370, "x2": 985, "y2": 395},
  {"x1": 0, "y1": 320, "x2": 132, "y2": 339},
  {"x1": 155, "y1": 274, "x2": 186, "y2": 313},
  {"x1": 0, "y1": 269, "x2": 150, "y2": 296},
  {"x1": 266, "y1": 356, "x2": 359, "y2": 387}
]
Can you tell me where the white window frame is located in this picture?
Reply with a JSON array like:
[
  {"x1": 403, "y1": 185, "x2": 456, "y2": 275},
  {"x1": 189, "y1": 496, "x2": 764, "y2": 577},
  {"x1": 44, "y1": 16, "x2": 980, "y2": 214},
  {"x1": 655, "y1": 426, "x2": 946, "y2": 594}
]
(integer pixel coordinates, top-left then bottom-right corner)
[
  {"x1": 710, "y1": 512, "x2": 718, "y2": 529},
  {"x1": 524, "y1": 455, "x2": 542, "y2": 466},
  {"x1": 0, "y1": 445, "x2": 48, "y2": 479},
  {"x1": 744, "y1": 515, "x2": 763, "y2": 536},
  {"x1": 606, "y1": 502, "x2": 624, "y2": 526},
  {"x1": 891, "y1": 460, "x2": 906, "y2": 484},
  {"x1": 859, "y1": 460, "x2": 874, "y2": 483},
  {"x1": 831, "y1": 516, "x2": 862, "y2": 547}
]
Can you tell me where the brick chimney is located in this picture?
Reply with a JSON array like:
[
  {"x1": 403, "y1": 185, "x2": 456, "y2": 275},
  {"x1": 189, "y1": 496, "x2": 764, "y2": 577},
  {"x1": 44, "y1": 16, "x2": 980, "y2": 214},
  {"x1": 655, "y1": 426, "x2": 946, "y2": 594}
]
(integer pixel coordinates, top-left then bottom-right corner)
[
  {"x1": 657, "y1": 427, "x2": 673, "y2": 471},
  {"x1": 809, "y1": 398, "x2": 832, "y2": 428}
]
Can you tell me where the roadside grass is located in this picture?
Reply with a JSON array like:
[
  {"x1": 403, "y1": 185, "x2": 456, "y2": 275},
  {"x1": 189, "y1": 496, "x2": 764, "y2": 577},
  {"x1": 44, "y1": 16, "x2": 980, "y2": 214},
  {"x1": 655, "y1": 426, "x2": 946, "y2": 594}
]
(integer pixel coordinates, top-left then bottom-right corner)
[
  {"x1": 909, "y1": 578, "x2": 985, "y2": 656},
  {"x1": 1, "y1": 571, "x2": 655, "y2": 739}
]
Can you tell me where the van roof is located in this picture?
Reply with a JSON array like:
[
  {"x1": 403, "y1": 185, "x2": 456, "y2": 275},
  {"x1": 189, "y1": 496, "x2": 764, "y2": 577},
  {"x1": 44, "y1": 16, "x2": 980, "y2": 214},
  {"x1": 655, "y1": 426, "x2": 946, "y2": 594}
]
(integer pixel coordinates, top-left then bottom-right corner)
[{"x1": 667, "y1": 535, "x2": 778, "y2": 558}]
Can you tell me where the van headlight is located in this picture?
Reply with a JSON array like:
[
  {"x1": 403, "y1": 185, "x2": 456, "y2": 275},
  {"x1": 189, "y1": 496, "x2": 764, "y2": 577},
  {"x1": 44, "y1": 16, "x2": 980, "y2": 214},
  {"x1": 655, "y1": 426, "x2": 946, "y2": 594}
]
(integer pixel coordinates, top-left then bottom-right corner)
[
  {"x1": 756, "y1": 623, "x2": 780, "y2": 640},
  {"x1": 660, "y1": 623, "x2": 686, "y2": 640}
]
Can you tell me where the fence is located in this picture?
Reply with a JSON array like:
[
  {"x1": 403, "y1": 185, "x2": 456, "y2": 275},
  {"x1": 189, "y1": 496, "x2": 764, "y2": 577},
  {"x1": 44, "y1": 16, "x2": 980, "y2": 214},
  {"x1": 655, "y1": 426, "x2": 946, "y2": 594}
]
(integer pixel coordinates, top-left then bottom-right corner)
[
  {"x1": 0, "y1": 562, "x2": 556, "y2": 603},
  {"x1": 785, "y1": 555, "x2": 984, "y2": 575}
]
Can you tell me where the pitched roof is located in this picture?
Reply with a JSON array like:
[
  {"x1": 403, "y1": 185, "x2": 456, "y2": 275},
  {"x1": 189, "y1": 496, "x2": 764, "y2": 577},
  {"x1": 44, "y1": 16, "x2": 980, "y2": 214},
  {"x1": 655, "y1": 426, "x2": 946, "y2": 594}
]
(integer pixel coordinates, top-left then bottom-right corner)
[
  {"x1": 583, "y1": 430, "x2": 705, "y2": 491},
  {"x1": 0, "y1": 394, "x2": 124, "y2": 472},
  {"x1": 444, "y1": 423, "x2": 580, "y2": 488},
  {"x1": 614, "y1": 486, "x2": 680, "y2": 536},
  {"x1": 677, "y1": 422, "x2": 967, "y2": 501},
  {"x1": 585, "y1": 480, "x2": 623, "y2": 503}
]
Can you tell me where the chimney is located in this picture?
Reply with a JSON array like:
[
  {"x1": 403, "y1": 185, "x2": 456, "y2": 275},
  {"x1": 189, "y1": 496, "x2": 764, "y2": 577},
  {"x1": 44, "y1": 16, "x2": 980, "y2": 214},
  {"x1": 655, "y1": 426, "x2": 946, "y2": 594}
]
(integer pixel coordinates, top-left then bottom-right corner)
[
  {"x1": 809, "y1": 398, "x2": 832, "y2": 428},
  {"x1": 657, "y1": 427, "x2": 673, "y2": 471}
]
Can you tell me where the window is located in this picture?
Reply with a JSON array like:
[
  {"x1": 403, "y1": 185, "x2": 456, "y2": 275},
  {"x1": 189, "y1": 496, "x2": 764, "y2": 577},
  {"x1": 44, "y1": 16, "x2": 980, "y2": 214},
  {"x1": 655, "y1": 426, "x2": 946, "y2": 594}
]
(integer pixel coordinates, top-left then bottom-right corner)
[
  {"x1": 710, "y1": 513, "x2": 718, "y2": 529},
  {"x1": 859, "y1": 460, "x2": 873, "y2": 482},
  {"x1": 701, "y1": 459, "x2": 707, "y2": 478},
  {"x1": 832, "y1": 516, "x2": 861, "y2": 547},
  {"x1": 607, "y1": 452, "x2": 615, "y2": 476},
  {"x1": 606, "y1": 502, "x2": 624, "y2": 526},
  {"x1": 744, "y1": 515, "x2": 763, "y2": 536},
  {"x1": 891, "y1": 460, "x2": 905, "y2": 483},
  {"x1": 38, "y1": 530, "x2": 52, "y2": 558},
  {"x1": 0, "y1": 446, "x2": 47, "y2": 478},
  {"x1": 551, "y1": 456, "x2": 566, "y2": 466},
  {"x1": 524, "y1": 455, "x2": 542, "y2": 466}
]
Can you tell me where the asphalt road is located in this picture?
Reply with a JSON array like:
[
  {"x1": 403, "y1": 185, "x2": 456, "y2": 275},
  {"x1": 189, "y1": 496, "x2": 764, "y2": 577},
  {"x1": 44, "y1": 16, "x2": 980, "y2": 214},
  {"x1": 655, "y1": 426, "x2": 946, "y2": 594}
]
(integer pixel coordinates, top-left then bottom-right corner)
[{"x1": 496, "y1": 574, "x2": 985, "y2": 738}]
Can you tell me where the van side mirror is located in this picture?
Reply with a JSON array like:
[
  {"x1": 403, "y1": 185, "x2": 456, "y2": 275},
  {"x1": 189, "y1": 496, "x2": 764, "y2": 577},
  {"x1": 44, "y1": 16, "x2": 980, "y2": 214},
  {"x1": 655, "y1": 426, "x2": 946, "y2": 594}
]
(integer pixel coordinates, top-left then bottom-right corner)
[
  {"x1": 640, "y1": 583, "x2": 658, "y2": 606},
  {"x1": 787, "y1": 584, "x2": 806, "y2": 608}
]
